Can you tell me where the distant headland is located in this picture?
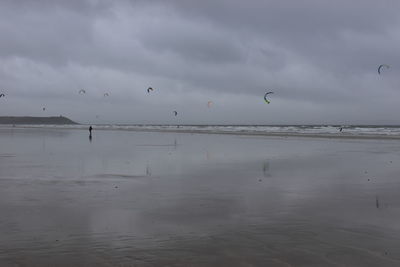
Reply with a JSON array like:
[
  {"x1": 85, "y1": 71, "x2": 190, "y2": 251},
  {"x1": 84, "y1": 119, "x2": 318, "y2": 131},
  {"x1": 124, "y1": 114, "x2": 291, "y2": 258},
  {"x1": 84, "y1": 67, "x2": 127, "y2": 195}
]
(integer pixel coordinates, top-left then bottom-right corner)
[{"x1": 0, "y1": 116, "x2": 78, "y2": 125}]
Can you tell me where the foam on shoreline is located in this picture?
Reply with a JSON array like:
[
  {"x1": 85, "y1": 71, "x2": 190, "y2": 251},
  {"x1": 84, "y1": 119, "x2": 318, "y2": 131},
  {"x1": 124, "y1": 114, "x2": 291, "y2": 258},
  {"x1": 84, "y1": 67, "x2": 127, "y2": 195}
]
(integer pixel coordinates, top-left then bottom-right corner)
[{"x1": 3, "y1": 124, "x2": 400, "y2": 140}]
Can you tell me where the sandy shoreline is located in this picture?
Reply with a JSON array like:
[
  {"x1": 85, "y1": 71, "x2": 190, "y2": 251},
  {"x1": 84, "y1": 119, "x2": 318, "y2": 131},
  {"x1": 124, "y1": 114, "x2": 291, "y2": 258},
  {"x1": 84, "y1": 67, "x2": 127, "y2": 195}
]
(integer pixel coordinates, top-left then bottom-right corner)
[
  {"x1": 1, "y1": 128, "x2": 400, "y2": 266},
  {"x1": 4, "y1": 125, "x2": 400, "y2": 140},
  {"x1": 105, "y1": 128, "x2": 400, "y2": 140}
]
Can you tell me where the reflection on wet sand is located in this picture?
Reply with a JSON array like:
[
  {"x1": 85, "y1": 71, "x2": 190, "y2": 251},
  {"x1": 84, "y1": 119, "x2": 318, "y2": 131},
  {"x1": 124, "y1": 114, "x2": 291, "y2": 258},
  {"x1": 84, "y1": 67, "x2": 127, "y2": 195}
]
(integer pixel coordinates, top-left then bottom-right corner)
[
  {"x1": 263, "y1": 161, "x2": 271, "y2": 177},
  {"x1": 1, "y1": 128, "x2": 400, "y2": 266}
]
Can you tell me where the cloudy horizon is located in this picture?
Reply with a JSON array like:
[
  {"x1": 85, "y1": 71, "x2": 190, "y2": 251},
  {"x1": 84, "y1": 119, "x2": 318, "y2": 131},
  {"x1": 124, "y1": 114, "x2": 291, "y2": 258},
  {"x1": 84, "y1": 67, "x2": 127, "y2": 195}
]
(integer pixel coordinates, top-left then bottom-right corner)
[{"x1": 0, "y1": 0, "x2": 399, "y2": 125}]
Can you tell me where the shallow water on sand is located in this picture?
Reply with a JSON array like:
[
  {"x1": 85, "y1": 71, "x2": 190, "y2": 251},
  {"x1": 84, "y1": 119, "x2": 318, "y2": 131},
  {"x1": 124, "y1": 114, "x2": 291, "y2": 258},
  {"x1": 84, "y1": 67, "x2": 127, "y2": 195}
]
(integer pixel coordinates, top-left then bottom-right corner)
[{"x1": 1, "y1": 127, "x2": 400, "y2": 266}]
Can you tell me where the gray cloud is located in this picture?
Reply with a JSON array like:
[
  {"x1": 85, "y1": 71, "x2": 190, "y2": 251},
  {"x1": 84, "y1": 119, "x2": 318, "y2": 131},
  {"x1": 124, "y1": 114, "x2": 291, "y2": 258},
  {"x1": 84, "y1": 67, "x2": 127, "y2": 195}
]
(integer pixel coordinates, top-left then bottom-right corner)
[{"x1": 0, "y1": 0, "x2": 399, "y2": 124}]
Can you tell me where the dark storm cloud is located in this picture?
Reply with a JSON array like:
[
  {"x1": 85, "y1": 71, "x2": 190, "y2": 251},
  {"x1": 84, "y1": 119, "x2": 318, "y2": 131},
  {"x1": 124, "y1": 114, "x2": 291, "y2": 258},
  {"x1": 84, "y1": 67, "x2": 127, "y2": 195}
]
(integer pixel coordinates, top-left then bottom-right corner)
[
  {"x1": 158, "y1": 0, "x2": 400, "y2": 74},
  {"x1": 0, "y1": 0, "x2": 399, "y2": 124},
  {"x1": 0, "y1": 0, "x2": 112, "y2": 66}
]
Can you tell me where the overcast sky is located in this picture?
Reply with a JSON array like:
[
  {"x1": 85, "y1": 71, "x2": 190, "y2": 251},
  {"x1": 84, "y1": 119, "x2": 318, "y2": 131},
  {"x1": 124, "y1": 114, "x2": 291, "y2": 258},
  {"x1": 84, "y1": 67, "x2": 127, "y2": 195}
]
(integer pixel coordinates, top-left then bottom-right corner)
[{"x1": 0, "y1": 0, "x2": 399, "y2": 124}]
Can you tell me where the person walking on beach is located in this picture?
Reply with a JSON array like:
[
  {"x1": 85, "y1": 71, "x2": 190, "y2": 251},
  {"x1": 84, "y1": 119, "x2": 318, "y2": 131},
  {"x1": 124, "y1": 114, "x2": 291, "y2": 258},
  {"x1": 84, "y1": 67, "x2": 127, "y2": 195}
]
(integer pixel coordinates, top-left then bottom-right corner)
[{"x1": 88, "y1": 126, "x2": 93, "y2": 141}]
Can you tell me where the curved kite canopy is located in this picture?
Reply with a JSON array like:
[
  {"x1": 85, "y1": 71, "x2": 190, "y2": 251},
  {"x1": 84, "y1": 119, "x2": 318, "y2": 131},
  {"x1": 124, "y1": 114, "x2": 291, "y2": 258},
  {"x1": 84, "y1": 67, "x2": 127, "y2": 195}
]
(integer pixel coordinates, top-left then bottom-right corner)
[
  {"x1": 147, "y1": 87, "x2": 154, "y2": 93},
  {"x1": 79, "y1": 89, "x2": 86, "y2": 94},
  {"x1": 173, "y1": 111, "x2": 178, "y2": 116},
  {"x1": 0, "y1": 93, "x2": 5, "y2": 98},
  {"x1": 207, "y1": 101, "x2": 213, "y2": 108},
  {"x1": 378, "y1": 64, "x2": 390, "y2": 74},
  {"x1": 264, "y1": 92, "x2": 274, "y2": 104}
]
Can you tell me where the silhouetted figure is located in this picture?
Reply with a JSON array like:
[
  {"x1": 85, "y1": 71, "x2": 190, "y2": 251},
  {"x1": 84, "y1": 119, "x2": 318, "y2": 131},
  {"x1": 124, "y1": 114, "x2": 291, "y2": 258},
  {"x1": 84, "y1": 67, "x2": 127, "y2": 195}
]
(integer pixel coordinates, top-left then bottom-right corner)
[
  {"x1": 339, "y1": 127, "x2": 343, "y2": 132},
  {"x1": 89, "y1": 126, "x2": 93, "y2": 140}
]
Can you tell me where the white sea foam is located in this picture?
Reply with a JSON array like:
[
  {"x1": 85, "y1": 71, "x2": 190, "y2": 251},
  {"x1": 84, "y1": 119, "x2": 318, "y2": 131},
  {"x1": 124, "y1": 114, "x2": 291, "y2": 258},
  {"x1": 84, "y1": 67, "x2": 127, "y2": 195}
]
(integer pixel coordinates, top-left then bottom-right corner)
[{"x1": 3, "y1": 124, "x2": 400, "y2": 137}]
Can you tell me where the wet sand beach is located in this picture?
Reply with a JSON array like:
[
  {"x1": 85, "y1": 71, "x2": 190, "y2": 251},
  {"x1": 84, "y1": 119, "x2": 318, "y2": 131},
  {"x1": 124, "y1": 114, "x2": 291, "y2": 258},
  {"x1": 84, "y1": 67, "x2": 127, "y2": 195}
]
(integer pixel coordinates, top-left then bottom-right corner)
[{"x1": 1, "y1": 127, "x2": 400, "y2": 266}]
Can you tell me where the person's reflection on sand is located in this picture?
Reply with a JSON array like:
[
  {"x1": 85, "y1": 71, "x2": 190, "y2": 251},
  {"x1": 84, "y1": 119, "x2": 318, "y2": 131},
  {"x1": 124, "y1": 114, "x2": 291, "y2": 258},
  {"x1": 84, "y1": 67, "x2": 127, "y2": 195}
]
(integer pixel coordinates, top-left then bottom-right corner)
[
  {"x1": 89, "y1": 134, "x2": 92, "y2": 142},
  {"x1": 263, "y1": 161, "x2": 271, "y2": 177},
  {"x1": 146, "y1": 164, "x2": 151, "y2": 176}
]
